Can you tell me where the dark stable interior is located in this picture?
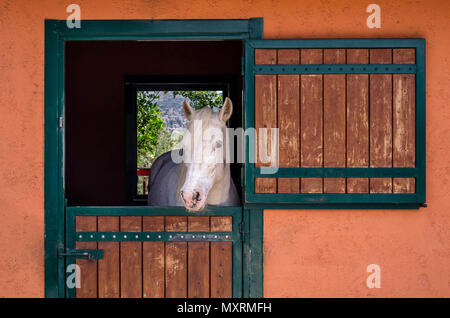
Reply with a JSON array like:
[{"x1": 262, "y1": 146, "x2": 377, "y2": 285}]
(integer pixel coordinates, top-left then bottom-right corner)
[{"x1": 65, "y1": 40, "x2": 243, "y2": 206}]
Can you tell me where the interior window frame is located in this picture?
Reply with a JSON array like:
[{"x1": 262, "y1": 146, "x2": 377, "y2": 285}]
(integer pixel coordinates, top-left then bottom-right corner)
[{"x1": 124, "y1": 75, "x2": 232, "y2": 205}]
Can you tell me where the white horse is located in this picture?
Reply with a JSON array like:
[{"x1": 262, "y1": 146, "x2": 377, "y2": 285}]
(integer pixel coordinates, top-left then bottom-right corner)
[{"x1": 147, "y1": 97, "x2": 240, "y2": 211}]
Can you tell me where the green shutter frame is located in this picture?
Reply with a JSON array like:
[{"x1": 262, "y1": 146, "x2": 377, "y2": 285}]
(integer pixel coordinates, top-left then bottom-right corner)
[{"x1": 243, "y1": 39, "x2": 426, "y2": 209}]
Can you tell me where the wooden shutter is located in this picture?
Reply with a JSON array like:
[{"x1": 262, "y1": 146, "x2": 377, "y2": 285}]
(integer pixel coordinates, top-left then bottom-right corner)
[{"x1": 244, "y1": 39, "x2": 425, "y2": 208}]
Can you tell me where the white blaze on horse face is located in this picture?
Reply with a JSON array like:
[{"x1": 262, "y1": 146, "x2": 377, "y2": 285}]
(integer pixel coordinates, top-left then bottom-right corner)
[
  {"x1": 181, "y1": 120, "x2": 224, "y2": 211},
  {"x1": 180, "y1": 98, "x2": 232, "y2": 212}
]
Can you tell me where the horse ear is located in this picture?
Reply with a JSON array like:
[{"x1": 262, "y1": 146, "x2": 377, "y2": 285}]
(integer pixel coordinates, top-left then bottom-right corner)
[
  {"x1": 182, "y1": 100, "x2": 194, "y2": 120},
  {"x1": 219, "y1": 97, "x2": 233, "y2": 122}
]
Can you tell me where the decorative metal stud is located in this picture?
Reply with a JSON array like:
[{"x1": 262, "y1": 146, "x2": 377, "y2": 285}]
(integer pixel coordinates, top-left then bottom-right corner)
[
  {"x1": 79, "y1": 235, "x2": 82, "y2": 238},
  {"x1": 112, "y1": 235, "x2": 116, "y2": 239},
  {"x1": 124, "y1": 235, "x2": 127, "y2": 238},
  {"x1": 101, "y1": 235, "x2": 105, "y2": 239},
  {"x1": 146, "y1": 235, "x2": 150, "y2": 238},
  {"x1": 135, "y1": 235, "x2": 138, "y2": 238},
  {"x1": 158, "y1": 235, "x2": 161, "y2": 239},
  {"x1": 192, "y1": 235, "x2": 196, "y2": 238},
  {"x1": 90, "y1": 235, "x2": 93, "y2": 238}
]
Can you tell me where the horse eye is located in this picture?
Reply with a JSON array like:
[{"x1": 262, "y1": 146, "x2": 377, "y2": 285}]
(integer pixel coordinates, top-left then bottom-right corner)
[{"x1": 215, "y1": 141, "x2": 222, "y2": 148}]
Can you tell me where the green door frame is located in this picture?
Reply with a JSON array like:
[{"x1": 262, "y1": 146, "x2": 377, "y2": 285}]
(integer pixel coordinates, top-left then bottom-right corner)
[{"x1": 44, "y1": 18, "x2": 264, "y2": 298}]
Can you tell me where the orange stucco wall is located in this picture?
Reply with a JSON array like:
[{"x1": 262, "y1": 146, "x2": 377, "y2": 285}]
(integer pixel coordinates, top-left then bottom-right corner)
[{"x1": 0, "y1": 0, "x2": 449, "y2": 297}]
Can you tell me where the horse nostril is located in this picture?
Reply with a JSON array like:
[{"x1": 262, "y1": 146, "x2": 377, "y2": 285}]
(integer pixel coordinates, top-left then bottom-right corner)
[{"x1": 194, "y1": 191, "x2": 200, "y2": 201}]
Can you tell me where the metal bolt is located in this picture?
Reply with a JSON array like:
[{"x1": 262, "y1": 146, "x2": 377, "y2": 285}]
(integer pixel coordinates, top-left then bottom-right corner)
[
  {"x1": 146, "y1": 235, "x2": 150, "y2": 238},
  {"x1": 192, "y1": 235, "x2": 196, "y2": 238},
  {"x1": 90, "y1": 235, "x2": 93, "y2": 238},
  {"x1": 124, "y1": 235, "x2": 127, "y2": 238},
  {"x1": 79, "y1": 235, "x2": 82, "y2": 238},
  {"x1": 181, "y1": 235, "x2": 184, "y2": 239},
  {"x1": 158, "y1": 235, "x2": 161, "y2": 239},
  {"x1": 135, "y1": 235, "x2": 138, "y2": 238},
  {"x1": 112, "y1": 235, "x2": 116, "y2": 238},
  {"x1": 203, "y1": 235, "x2": 206, "y2": 239},
  {"x1": 101, "y1": 235, "x2": 105, "y2": 239},
  {"x1": 214, "y1": 235, "x2": 218, "y2": 239},
  {"x1": 169, "y1": 235, "x2": 172, "y2": 238}
]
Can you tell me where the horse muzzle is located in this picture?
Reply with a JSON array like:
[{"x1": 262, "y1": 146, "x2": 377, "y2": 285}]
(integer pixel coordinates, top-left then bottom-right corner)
[{"x1": 180, "y1": 189, "x2": 207, "y2": 212}]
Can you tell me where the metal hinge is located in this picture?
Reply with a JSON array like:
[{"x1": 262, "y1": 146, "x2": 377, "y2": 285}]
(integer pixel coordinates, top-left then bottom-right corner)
[
  {"x1": 239, "y1": 221, "x2": 248, "y2": 242},
  {"x1": 58, "y1": 247, "x2": 104, "y2": 262}
]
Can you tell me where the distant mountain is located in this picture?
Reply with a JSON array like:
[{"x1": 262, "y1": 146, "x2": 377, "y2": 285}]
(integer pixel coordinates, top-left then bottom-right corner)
[{"x1": 155, "y1": 91, "x2": 188, "y2": 131}]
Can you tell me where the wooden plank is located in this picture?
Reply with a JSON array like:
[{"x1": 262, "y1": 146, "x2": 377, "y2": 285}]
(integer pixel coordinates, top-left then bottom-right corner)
[
  {"x1": 165, "y1": 216, "x2": 187, "y2": 298},
  {"x1": 143, "y1": 216, "x2": 164, "y2": 298},
  {"x1": 98, "y1": 216, "x2": 119, "y2": 298},
  {"x1": 76, "y1": 216, "x2": 97, "y2": 298},
  {"x1": 323, "y1": 49, "x2": 346, "y2": 193},
  {"x1": 255, "y1": 49, "x2": 277, "y2": 65},
  {"x1": 300, "y1": 49, "x2": 323, "y2": 193},
  {"x1": 188, "y1": 217, "x2": 210, "y2": 298},
  {"x1": 346, "y1": 49, "x2": 369, "y2": 193},
  {"x1": 277, "y1": 49, "x2": 300, "y2": 193},
  {"x1": 255, "y1": 49, "x2": 277, "y2": 193},
  {"x1": 120, "y1": 216, "x2": 142, "y2": 298},
  {"x1": 393, "y1": 48, "x2": 416, "y2": 64},
  {"x1": 370, "y1": 49, "x2": 393, "y2": 193},
  {"x1": 210, "y1": 217, "x2": 232, "y2": 232},
  {"x1": 211, "y1": 217, "x2": 232, "y2": 298},
  {"x1": 393, "y1": 49, "x2": 416, "y2": 193}
]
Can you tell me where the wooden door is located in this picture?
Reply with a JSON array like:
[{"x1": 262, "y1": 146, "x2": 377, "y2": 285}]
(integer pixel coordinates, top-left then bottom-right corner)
[{"x1": 66, "y1": 207, "x2": 242, "y2": 298}]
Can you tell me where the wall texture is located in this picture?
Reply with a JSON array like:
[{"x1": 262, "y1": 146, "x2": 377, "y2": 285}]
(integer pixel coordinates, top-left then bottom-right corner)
[{"x1": 0, "y1": 0, "x2": 449, "y2": 297}]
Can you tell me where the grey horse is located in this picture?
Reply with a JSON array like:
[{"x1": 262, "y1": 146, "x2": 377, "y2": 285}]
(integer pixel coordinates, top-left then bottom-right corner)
[{"x1": 148, "y1": 97, "x2": 240, "y2": 211}]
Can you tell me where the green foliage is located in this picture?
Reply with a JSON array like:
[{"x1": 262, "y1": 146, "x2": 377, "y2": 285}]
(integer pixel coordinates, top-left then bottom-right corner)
[
  {"x1": 137, "y1": 90, "x2": 222, "y2": 169},
  {"x1": 171, "y1": 90, "x2": 223, "y2": 109},
  {"x1": 136, "y1": 91, "x2": 164, "y2": 166},
  {"x1": 138, "y1": 128, "x2": 181, "y2": 168}
]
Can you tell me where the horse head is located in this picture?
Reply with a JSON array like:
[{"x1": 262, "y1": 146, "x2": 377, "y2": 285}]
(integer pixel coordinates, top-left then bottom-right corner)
[{"x1": 179, "y1": 97, "x2": 233, "y2": 212}]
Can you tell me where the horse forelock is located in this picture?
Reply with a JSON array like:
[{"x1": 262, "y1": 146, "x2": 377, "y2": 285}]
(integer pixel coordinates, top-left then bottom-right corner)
[
  {"x1": 187, "y1": 107, "x2": 221, "y2": 130},
  {"x1": 184, "y1": 107, "x2": 228, "y2": 161}
]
